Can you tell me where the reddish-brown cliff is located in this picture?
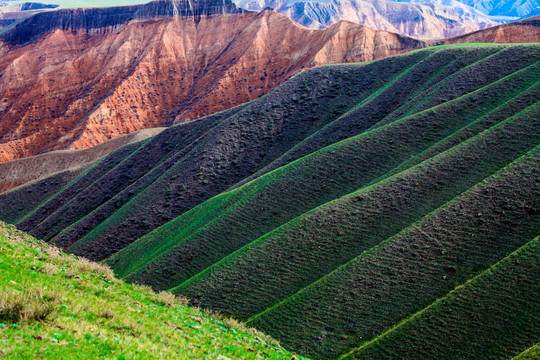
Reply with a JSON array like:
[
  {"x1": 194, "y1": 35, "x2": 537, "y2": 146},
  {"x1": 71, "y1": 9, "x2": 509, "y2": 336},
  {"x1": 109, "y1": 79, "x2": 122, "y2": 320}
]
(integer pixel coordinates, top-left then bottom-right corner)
[
  {"x1": 439, "y1": 15, "x2": 540, "y2": 44},
  {"x1": 0, "y1": 9, "x2": 425, "y2": 162}
]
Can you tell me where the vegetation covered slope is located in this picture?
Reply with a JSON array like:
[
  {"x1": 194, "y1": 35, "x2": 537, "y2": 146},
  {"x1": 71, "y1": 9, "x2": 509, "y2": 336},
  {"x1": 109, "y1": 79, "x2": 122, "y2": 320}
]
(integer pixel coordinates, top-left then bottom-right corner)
[
  {"x1": 0, "y1": 221, "x2": 299, "y2": 359},
  {"x1": 1, "y1": 43, "x2": 538, "y2": 359},
  {"x1": 244, "y1": 147, "x2": 540, "y2": 358}
]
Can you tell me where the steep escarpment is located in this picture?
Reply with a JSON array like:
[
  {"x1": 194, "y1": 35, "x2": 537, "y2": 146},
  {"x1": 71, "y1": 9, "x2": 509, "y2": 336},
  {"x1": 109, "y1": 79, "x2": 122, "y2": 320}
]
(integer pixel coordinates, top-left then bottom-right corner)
[
  {"x1": 0, "y1": 4, "x2": 425, "y2": 163},
  {"x1": 1, "y1": 44, "x2": 538, "y2": 360}
]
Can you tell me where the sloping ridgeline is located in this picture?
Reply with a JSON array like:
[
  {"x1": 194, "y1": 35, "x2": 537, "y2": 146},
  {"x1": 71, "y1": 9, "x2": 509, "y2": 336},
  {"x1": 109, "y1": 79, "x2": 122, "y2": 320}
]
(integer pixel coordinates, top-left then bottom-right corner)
[
  {"x1": 0, "y1": 0, "x2": 246, "y2": 44},
  {"x1": 1, "y1": 44, "x2": 539, "y2": 359}
]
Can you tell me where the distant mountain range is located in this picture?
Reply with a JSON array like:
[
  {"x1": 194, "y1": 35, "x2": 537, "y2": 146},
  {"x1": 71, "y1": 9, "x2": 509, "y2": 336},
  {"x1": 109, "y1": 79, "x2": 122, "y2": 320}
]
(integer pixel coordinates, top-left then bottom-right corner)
[
  {"x1": 458, "y1": 0, "x2": 539, "y2": 18},
  {"x1": 1, "y1": 0, "x2": 539, "y2": 37},
  {"x1": 235, "y1": 0, "x2": 539, "y2": 37},
  {"x1": 234, "y1": 0, "x2": 500, "y2": 37},
  {"x1": 392, "y1": 0, "x2": 539, "y2": 19}
]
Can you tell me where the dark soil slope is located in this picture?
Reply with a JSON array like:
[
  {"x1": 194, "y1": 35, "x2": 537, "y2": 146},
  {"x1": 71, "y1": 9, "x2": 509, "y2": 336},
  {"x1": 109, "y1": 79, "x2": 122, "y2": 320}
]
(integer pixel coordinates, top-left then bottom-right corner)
[
  {"x1": 344, "y1": 236, "x2": 540, "y2": 360},
  {"x1": 0, "y1": 128, "x2": 164, "y2": 193},
  {"x1": 1, "y1": 43, "x2": 538, "y2": 360}
]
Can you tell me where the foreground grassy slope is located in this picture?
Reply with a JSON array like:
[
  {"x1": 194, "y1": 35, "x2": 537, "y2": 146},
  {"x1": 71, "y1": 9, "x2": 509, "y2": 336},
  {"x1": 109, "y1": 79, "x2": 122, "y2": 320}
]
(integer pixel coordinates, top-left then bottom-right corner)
[
  {"x1": 0, "y1": 221, "x2": 299, "y2": 359},
  {"x1": 513, "y1": 344, "x2": 540, "y2": 360}
]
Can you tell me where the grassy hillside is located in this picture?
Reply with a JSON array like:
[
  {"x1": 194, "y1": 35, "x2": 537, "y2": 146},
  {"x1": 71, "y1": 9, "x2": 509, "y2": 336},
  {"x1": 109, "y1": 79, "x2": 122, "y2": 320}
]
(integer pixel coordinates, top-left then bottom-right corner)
[
  {"x1": 0, "y1": 221, "x2": 299, "y2": 359},
  {"x1": 1, "y1": 43, "x2": 539, "y2": 359}
]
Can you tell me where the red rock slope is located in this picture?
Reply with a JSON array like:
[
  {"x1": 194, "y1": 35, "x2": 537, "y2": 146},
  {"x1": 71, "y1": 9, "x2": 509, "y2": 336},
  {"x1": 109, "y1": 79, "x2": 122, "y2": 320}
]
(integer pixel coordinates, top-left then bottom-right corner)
[{"x1": 0, "y1": 3, "x2": 425, "y2": 162}]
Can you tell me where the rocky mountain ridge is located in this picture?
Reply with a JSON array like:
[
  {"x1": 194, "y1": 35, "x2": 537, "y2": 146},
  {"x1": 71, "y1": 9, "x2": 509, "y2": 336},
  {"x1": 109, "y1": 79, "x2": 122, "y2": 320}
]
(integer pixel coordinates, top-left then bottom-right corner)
[{"x1": 0, "y1": 0, "x2": 246, "y2": 44}]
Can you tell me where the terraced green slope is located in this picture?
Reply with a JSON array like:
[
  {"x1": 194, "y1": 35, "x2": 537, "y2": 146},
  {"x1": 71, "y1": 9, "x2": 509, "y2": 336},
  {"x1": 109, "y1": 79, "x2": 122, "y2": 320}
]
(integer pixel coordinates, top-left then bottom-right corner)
[
  {"x1": 172, "y1": 112, "x2": 539, "y2": 319},
  {"x1": 1, "y1": 43, "x2": 539, "y2": 359},
  {"x1": 343, "y1": 237, "x2": 539, "y2": 360},
  {"x1": 246, "y1": 146, "x2": 540, "y2": 358}
]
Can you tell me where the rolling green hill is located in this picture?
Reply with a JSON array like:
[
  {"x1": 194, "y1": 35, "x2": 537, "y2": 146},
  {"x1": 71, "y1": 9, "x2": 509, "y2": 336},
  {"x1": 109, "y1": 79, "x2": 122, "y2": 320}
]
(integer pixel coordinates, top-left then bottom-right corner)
[
  {"x1": 1, "y1": 43, "x2": 538, "y2": 359},
  {"x1": 0, "y1": 221, "x2": 298, "y2": 359}
]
